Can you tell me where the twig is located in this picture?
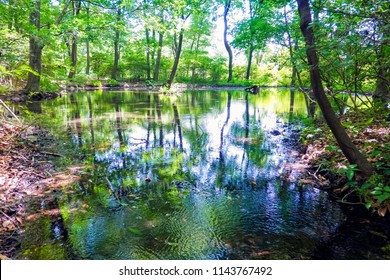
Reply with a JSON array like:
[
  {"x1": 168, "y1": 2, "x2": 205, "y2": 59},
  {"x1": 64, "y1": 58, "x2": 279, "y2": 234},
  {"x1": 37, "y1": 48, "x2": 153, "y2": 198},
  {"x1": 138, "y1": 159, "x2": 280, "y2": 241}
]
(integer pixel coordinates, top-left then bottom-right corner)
[
  {"x1": 105, "y1": 176, "x2": 121, "y2": 201},
  {"x1": 0, "y1": 98, "x2": 21, "y2": 124},
  {"x1": 0, "y1": 210, "x2": 19, "y2": 227},
  {"x1": 340, "y1": 189, "x2": 363, "y2": 205},
  {"x1": 40, "y1": 151, "x2": 63, "y2": 157}
]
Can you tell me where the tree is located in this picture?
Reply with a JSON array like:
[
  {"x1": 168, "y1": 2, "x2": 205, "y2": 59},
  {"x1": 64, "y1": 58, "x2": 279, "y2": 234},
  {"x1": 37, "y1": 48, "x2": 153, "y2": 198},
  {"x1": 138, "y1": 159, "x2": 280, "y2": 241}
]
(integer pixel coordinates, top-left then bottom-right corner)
[
  {"x1": 296, "y1": 0, "x2": 374, "y2": 177},
  {"x1": 24, "y1": 0, "x2": 70, "y2": 93},
  {"x1": 24, "y1": 0, "x2": 43, "y2": 93},
  {"x1": 222, "y1": 0, "x2": 233, "y2": 82},
  {"x1": 67, "y1": 0, "x2": 82, "y2": 80},
  {"x1": 232, "y1": 0, "x2": 276, "y2": 80},
  {"x1": 111, "y1": 1, "x2": 123, "y2": 80},
  {"x1": 165, "y1": 0, "x2": 208, "y2": 89}
]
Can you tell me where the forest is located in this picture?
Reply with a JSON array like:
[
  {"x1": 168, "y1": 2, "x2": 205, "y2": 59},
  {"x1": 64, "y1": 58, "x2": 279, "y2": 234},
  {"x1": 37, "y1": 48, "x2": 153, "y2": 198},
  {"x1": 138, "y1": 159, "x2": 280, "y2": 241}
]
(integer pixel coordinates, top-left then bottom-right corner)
[{"x1": 0, "y1": 0, "x2": 389, "y2": 260}]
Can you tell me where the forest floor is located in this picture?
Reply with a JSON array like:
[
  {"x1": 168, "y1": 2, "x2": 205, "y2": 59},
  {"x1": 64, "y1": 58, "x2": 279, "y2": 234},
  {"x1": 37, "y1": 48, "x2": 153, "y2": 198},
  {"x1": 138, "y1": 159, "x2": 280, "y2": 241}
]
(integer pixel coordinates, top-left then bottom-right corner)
[
  {"x1": 0, "y1": 121, "x2": 81, "y2": 259},
  {"x1": 294, "y1": 111, "x2": 390, "y2": 213},
  {"x1": 284, "y1": 110, "x2": 390, "y2": 259}
]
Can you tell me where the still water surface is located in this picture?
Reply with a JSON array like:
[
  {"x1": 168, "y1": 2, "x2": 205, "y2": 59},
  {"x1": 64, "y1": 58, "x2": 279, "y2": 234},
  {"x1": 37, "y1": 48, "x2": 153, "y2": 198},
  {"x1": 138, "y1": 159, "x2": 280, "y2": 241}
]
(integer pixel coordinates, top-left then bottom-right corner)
[{"x1": 18, "y1": 88, "x2": 345, "y2": 259}]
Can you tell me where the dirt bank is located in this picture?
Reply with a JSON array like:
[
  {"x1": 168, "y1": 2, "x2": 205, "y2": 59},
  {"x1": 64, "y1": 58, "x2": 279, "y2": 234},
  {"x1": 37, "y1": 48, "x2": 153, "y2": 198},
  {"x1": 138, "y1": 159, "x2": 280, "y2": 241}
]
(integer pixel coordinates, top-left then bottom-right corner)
[{"x1": 0, "y1": 122, "x2": 80, "y2": 258}]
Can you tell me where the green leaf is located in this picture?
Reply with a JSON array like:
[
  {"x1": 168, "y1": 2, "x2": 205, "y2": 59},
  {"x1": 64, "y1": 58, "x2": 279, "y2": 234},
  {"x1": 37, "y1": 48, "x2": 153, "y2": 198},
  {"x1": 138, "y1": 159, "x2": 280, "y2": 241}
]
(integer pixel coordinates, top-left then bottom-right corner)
[
  {"x1": 347, "y1": 170, "x2": 355, "y2": 180},
  {"x1": 128, "y1": 227, "x2": 142, "y2": 236},
  {"x1": 364, "y1": 117, "x2": 374, "y2": 125},
  {"x1": 371, "y1": 150, "x2": 381, "y2": 157},
  {"x1": 360, "y1": 183, "x2": 371, "y2": 190},
  {"x1": 365, "y1": 203, "x2": 371, "y2": 210},
  {"x1": 371, "y1": 190, "x2": 383, "y2": 195},
  {"x1": 378, "y1": 194, "x2": 390, "y2": 203},
  {"x1": 325, "y1": 145, "x2": 338, "y2": 151}
]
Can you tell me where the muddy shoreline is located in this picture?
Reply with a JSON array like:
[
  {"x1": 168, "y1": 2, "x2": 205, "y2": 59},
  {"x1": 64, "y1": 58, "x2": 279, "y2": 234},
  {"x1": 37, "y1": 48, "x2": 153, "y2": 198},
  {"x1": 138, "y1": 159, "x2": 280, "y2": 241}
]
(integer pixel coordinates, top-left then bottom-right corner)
[{"x1": 0, "y1": 122, "x2": 80, "y2": 259}]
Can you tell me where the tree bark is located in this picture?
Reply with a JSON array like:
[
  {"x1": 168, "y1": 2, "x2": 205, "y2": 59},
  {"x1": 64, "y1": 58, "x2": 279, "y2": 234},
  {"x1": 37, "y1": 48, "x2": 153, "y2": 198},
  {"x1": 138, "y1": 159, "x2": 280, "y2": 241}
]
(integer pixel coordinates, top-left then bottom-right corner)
[
  {"x1": 296, "y1": 0, "x2": 374, "y2": 177},
  {"x1": 246, "y1": 46, "x2": 253, "y2": 80},
  {"x1": 24, "y1": 0, "x2": 43, "y2": 93},
  {"x1": 145, "y1": 28, "x2": 152, "y2": 80},
  {"x1": 68, "y1": 34, "x2": 77, "y2": 79},
  {"x1": 223, "y1": 0, "x2": 233, "y2": 82},
  {"x1": 373, "y1": 22, "x2": 390, "y2": 105},
  {"x1": 111, "y1": 5, "x2": 121, "y2": 80},
  {"x1": 153, "y1": 32, "x2": 163, "y2": 82},
  {"x1": 166, "y1": 31, "x2": 183, "y2": 89},
  {"x1": 68, "y1": 0, "x2": 81, "y2": 80},
  {"x1": 24, "y1": 0, "x2": 71, "y2": 93},
  {"x1": 85, "y1": 4, "x2": 90, "y2": 75}
]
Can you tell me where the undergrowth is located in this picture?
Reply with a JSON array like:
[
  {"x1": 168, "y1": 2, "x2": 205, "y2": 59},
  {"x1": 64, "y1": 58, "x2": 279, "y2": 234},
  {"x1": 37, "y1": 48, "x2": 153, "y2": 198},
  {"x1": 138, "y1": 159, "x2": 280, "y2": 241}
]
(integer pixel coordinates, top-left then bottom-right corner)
[{"x1": 300, "y1": 107, "x2": 390, "y2": 216}]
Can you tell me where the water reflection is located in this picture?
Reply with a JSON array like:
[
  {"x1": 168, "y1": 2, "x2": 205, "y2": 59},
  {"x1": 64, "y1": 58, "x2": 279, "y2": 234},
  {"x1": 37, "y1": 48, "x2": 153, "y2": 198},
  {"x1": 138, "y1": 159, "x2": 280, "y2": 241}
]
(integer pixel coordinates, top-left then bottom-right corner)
[{"x1": 17, "y1": 89, "x2": 344, "y2": 260}]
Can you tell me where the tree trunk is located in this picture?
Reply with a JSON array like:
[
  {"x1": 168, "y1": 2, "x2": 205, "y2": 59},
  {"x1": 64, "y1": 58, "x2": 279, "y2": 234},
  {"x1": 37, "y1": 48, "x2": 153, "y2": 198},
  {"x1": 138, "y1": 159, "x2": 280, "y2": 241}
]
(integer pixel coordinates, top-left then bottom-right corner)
[
  {"x1": 223, "y1": 0, "x2": 233, "y2": 83},
  {"x1": 85, "y1": 5, "x2": 90, "y2": 75},
  {"x1": 296, "y1": 0, "x2": 374, "y2": 177},
  {"x1": 145, "y1": 28, "x2": 152, "y2": 80},
  {"x1": 166, "y1": 31, "x2": 183, "y2": 89},
  {"x1": 112, "y1": 6, "x2": 121, "y2": 80},
  {"x1": 68, "y1": 0, "x2": 81, "y2": 80},
  {"x1": 191, "y1": 34, "x2": 201, "y2": 82},
  {"x1": 246, "y1": 46, "x2": 253, "y2": 80},
  {"x1": 112, "y1": 29, "x2": 120, "y2": 80},
  {"x1": 374, "y1": 67, "x2": 390, "y2": 104},
  {"x1": 68, "y1": 34, "x2": 77, "y2": 79},
  {"x1": 153, "y1": 32, "x2": 163, "y2": 82},
  {"x1": 24, "y1": 0, "x2": 42, "y2": 93},
  {"x1": 373, "y1": 22, "x2": 390, "y2": 105},
  {"x1": 86, "y1": 38, "x2": 90, "y2": 75}
]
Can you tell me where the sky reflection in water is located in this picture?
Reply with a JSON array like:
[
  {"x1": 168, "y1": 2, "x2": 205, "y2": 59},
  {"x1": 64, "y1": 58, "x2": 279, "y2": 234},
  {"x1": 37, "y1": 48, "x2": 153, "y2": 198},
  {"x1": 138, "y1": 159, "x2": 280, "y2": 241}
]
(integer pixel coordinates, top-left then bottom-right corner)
[{"x1": 18, "y1": 89, "x2": 345, "y2": 260}]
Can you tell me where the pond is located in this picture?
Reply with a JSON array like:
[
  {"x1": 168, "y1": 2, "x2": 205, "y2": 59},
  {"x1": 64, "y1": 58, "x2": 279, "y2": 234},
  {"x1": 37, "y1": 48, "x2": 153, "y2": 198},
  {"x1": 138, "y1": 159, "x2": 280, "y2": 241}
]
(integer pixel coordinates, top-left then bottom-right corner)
[{"x1": 17, "y1": 88, "x2": 347, "y2": 259}]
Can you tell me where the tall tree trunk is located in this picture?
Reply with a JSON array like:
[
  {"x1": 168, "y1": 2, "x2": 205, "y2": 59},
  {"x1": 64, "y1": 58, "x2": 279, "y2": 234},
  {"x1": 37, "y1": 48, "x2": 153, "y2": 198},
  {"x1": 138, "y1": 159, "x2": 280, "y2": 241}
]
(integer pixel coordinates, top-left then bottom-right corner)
[
  {"x1": 373, "y1": 22, "x2": 390, "y2": 105},
  {"x1": 68, "y1": 34, "x2": 77, "y2": 79},
  {"x1": 85, "y1": 4, "x2": 90, "y2": 75},
  {"x1": 191, "y1": 34, "x2": 201, "y2": 82},
  {"x1": 112, "y1": 29, "x2": 120, "y2": 80},
  {"x1": 166, "y1": 31, "x2": 183, "y2": 89},
  {"x1": 68, "y1": 0, "x2": 81, "y2": 80},
  {"x1": 296, "y1": 0, "x2": 374, "y2": 177},
  {"x1": 283, "y1": 3, "x2": 316, "y2": 117},
  {"x1": 25, "y1": 0, "x2": 71, "y2": 93},
  {"x1": 24, "y1": 0, "x2": 42, "y2": 93},
  {"x1": 153, "y1": 32, "x2": 163, "y2": 82},
  {"x1": 223, "y1": 0, "x2": 233, "y2": 82},
  {"x1": 246, "y1": 46, "x2": 253, "y2": 80},
  {"x1": 112, "y1": 6, "x2": 121, "y2": 80},
  {"x1": 86, "y1": 38, "x2": 90, "y2": 75},
  {"x1": 374, "y1": 67, "x2": 390, "y2": 104},
  {"x1": 145, "y1": 28, "x2": 152, "y2": 80}
]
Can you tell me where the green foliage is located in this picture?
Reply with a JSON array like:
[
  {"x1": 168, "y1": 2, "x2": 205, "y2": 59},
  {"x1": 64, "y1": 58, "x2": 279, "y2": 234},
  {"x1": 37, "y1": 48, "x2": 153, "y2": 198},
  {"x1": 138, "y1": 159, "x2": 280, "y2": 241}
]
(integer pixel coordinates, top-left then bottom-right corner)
[
  {"x1": 360, "y1": 174, "x2": 390, "y2": 215},
  {"x1": 0, "y1": 0, "x2": 388, "y2": 91},
  {"x1": 337, "y1": 164, "x2": 359, "y2": 182},
  {"x1": 107, "y1": 78, "x2": 120, "y2": 87},
  {"x1": 70, "y1": 75, "x2": 88, "y2": 86},
  {"x1": 88, "y1": 79, "x2": 102, "y2": 87},
  {"x1": 300, "y1": 104, "x2": 390, "y2": 215},
  {"x1": 40, "y1": 78, "x2": 62, "y2": 92},
  {"x1": 0, "y1": 64, "x2": 39, "y2": 81},
  {"x1": 0, "y1": 84, "x2": 11, "y2": 94}
]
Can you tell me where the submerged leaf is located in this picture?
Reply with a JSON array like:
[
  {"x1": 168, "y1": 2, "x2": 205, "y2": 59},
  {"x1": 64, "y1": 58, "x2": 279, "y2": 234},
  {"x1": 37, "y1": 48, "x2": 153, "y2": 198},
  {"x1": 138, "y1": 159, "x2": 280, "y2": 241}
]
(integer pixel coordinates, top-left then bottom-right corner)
[{"x1": 128, "y1": 227, "x2": 142, "y2": 236}]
